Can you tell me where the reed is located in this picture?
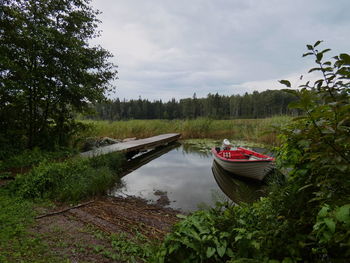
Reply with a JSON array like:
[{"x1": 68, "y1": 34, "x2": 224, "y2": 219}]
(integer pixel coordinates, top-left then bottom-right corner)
[{"x1": 80, "y1": 116, "x2": 290, "y2": 145}]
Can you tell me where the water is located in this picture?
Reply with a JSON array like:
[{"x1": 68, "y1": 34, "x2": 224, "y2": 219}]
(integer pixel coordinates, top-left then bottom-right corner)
[{"x1": 111, "y1": 142, "x2": 267, "y2": 212}]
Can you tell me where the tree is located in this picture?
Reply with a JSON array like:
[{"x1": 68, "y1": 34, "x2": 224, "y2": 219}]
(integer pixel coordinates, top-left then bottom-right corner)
[{"x1": 0, "y1": 0, "x2": 117, "y2": 150}]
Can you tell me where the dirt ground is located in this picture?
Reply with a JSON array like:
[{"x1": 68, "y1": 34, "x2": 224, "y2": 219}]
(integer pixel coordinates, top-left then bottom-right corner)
[{"x1": 32, "y1": 195, "x2": 181, "y2": 262}]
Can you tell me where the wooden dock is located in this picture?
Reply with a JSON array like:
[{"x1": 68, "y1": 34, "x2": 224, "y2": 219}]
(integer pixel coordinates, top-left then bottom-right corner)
[{"x1": 80, "y1": 133, "x2": 181, "y2": 158}]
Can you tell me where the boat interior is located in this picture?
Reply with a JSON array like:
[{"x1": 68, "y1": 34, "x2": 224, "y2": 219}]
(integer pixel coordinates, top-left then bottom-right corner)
[{"x1": 215, "y1": 147, "x2": 271, "y2": 161}]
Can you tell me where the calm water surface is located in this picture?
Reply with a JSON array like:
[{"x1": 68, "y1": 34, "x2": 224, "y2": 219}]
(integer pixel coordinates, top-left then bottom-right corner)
[{"x1": 111, "y1": 142, "x2": 267, "y2": 212}]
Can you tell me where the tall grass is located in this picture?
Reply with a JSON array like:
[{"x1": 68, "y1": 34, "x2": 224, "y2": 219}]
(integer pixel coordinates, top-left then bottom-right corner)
[{"x1": 80, "y1": 116, "x2": 290, "y2": 146}]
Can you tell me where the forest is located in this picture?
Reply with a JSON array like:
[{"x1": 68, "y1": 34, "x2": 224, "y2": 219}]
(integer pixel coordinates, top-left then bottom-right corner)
[{"x1": 90, "y1": 89, "x2": 299, "y2": 120}]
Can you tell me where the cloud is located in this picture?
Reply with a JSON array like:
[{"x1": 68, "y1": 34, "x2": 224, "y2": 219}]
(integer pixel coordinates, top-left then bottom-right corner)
[{"x1": 91, "y1": 0, "x2": 350, "y2": 101}]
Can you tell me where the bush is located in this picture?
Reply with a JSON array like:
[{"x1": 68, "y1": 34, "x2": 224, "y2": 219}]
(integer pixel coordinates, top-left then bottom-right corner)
[
  {"x1": 8, "y1": 153, "x2": 124, "y2": 202},
  {"x1": 0, "y1": 147, "x2": 75, "y2": 173}
]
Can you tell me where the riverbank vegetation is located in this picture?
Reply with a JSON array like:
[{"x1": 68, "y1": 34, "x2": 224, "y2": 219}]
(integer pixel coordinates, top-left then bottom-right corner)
[
  {"x1": 8, "y1": 152, "x2": 124, "y2": 202},
  {"x1": 0, "y1": 151, "x2": 127, "y2": 262},
  {"x1": 151, "y1": 43, "x2": 350, "y2": 262},
  {"x1": 81, "y1": 116, "x2": 289, "y2": 145}
]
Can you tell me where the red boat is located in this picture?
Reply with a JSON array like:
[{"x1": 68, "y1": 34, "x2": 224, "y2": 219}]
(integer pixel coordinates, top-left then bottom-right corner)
[{"x1": 211, "y1": 146, "x2": 275, "y2": 181}]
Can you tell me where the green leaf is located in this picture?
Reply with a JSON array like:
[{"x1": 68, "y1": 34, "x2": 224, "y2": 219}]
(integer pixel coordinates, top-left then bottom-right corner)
[
  {"x1": 279, "y1": 80, "x2": 291, "y2": 87},
  {"x1": 226, "y1": 248, "x2": 234, "y2": 257},
  {"x1": 302, "y1": 52, "x2": 313, "y2": 57},
  {"x1": 206, "y1": 247, "x2": 216, "y2": 258},
  {"x1": 308, "y1": 67, "x2": 322, "y2": 73},
  {"x1": 339, "y1": 53, "x2": 350, "y2": 64},
  {"x1": 320, "y1": 48, "x2": 331, "y2": 55},
  {"x1": 324, "y1": 218, "x2": 336, "y2": 233},
  {"x1": 217, "y1": 245, "x2": 226, "y2": 257},
  {"x1": 235, "y1": 235, "x2": 243, "y2": 242},
  {"x1": 307, "y1": 44, "x2": 313, "y2": 50},
  {"x1": 335, "y1": 204, "x2": 350, "y2": 223},
  {"x1": 318, "y1": 205, "x2": 330, "y2": 217},
  {"x1": 316, "y1": 52, "x2": 323, "y2": 62},
  {"x1": 314, "y1": 40, "x2": 323, "y2": 47},
  {"x1": 251, "y1": 240, "x2": 261, "y2": 250}
]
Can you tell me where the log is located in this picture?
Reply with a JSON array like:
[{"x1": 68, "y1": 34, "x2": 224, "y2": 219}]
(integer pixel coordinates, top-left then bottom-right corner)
[{"x1": 35, "y1": 200, "x2": 94, "y2": 219}]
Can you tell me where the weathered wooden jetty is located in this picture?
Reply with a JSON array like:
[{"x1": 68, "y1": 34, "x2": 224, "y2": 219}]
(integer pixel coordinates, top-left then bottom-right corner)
[{"x1": 80, "y1": 133, "x2": 181, "y2": 158}]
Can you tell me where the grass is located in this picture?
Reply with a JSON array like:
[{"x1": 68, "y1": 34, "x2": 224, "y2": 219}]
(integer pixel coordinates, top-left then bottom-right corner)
[
  {"x1": 0, "y1": 188, "x2": 154, "y2": 262},
  {"x1": 80, "y1": 116, "x2": 290, "y2": 146},
  {"x1": 0, "y1": 151, "x2": 127, "y2": 262},
  {"x1": 0, "y1": 189, "x2": 61, "y2": 262},
  {"x1": 8, "y1": 152, "x2": 124, "y2": 202},
  {"x1": 86, "y1": 228, "x2": 155, "y2": 262}
]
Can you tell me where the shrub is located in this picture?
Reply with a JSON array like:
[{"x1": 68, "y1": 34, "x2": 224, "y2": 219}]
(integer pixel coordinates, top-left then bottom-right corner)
[
  {"x1": 8, "y1": 153, "x2": 124, "y2": 202},
  {"x1": 0, "y1": 147, "x2": 75, "y2": 173}
]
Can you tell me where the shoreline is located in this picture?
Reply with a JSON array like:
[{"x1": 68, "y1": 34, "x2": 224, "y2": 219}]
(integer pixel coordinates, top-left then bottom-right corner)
[{"x1": 30, "y1": 195, "x2": 181, "y2": 261}]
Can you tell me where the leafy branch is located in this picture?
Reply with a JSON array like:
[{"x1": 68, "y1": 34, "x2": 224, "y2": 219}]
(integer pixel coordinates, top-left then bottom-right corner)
[{"x1": 280, "y1": 41, "x2": 350, "y2": 164}]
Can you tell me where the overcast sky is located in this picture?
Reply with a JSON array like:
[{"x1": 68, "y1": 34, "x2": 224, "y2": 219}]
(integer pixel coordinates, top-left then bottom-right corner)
[{"x1": 91, "y1": 0, "x2": 350, "y2": 101}]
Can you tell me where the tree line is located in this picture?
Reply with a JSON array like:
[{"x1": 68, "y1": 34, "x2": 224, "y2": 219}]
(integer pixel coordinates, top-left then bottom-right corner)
[{"x1": 89, "y1": 89, "x2": 299, "y2": 120}]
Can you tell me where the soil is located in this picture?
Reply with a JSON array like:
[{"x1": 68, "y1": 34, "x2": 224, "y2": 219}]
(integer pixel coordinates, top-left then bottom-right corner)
[{"x1": 32, "y1": 195, "x2": 181, "y2": 262}]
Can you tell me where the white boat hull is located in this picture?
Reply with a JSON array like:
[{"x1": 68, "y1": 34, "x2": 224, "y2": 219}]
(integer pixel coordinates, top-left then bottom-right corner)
[{"x1": 212, "y1": 153, "x2": 274, "y2": 181}]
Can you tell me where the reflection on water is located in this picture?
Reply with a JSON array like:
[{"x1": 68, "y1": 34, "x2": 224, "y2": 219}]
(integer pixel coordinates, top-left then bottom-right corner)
[
  {"x1": 212, "y1": 161, "x2": 265, "y2": 204},
  {"x1": 112, "y1": 141, "x2": 266, "y2": 212}
]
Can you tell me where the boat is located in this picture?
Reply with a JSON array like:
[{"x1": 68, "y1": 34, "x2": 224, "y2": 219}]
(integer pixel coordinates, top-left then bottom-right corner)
[{"x1": 211, "y1": 143, "x2": 275, "y2": 181}]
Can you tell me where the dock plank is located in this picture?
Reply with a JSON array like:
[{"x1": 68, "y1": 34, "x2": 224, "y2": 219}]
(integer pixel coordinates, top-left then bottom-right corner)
[{"x1": 80, "y1": 133, "x2": 181, "y2": 158}]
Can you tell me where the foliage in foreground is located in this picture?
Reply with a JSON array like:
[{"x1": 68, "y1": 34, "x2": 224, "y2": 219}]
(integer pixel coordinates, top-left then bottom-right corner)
[
  {"x1": 153, "y1": 200, "x2": 349, "y2": 263},
  {"x1": 7, "y1": 152, "x2": 124, "y2": 202},
  {"x1": 152, "y1": 43, "x2": 350, "y2": 262}
]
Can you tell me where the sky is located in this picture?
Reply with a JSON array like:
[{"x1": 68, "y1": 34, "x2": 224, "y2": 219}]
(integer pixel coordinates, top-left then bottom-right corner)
[{"x1": 91, "y1": 0, "x2": 350, "y2": 101}]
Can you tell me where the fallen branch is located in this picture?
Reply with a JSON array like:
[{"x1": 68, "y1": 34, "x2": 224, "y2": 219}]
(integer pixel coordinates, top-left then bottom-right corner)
[{"x1": 35, "y1": 200, "x2": 94, "y2": 219}]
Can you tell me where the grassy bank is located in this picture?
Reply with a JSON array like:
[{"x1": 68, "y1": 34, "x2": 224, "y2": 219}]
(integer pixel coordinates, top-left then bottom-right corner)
[
  {"x1": 0, "y1": 189, "x2": 156, "y2": 262},
  {"x1": 6, "y1": 152, "x2": 124, "y2": 202},
  {"x1": 0, "y1": 151, "x2": 127, "y2": 262},
  {"x1": 80, "y1": 116, "x2": 290, "y2": 146}
]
